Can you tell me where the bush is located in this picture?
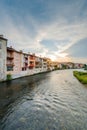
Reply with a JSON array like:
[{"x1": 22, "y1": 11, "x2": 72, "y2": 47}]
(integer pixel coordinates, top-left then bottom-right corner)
[{"x1": 7, "y1": 74, "x2": 12, "y2": 81}]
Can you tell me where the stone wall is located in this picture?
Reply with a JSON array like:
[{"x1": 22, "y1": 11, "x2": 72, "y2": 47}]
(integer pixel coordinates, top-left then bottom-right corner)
[{"x1": 0, "y1": 38, "x2": 7, "y2": 82}]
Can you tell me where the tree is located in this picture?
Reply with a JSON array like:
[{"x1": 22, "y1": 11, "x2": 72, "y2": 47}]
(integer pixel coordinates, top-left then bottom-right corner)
[{"x1": 84, "y1": 64, "x2": 87, "y2": 70}]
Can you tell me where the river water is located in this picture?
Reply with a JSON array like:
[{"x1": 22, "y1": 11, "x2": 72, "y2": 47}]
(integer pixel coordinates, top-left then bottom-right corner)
[{"x1": 0, "y1": 70, "x2": 87, "y2": 130}]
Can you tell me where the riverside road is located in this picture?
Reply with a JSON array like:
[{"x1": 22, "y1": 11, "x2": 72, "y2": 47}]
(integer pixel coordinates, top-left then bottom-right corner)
[{"x1": 0, "y1": 69, "x2": 87, "y2": 130}]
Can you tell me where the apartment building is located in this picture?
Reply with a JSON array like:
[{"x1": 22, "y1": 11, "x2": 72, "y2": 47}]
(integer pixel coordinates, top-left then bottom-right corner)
[
  {"x1": 46, "y1": 58, "x2": 53, "y2": 70},
  {"x1": 7, "y1": 47, "x2": 14, "y2": 72},
  {"x1": 7, "y1": 47, "x2": 21, "y2": 74},
  {"x1": 14, "y1": 50, "x2": 21, "y2": 74},
  {"x1": 28, "y1": 54, "x2": 35, "y2": 69},
  {"x1": 21, "y1": 52, "x2": 28, "y2": 71},
  {"x1": 35, "y1": 56, "x2": 43, "y2": 69},
  {"x1": 0, "y1": 35, "x2": 7, "y2": 81},
  {"x1": 42, "y1": 58, "x2": 47, "y2": 70}
]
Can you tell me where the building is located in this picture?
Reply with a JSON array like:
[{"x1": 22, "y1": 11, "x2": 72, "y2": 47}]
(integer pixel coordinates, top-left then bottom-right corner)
[
  {"x1": 7, "y1": 47, "x2": 14, "y2": 72},
  {"x1": 42, "y1": 58, "x2": 47, "y2": 70},
  {"x1": 35, "y1": 56, "x2": 43, "y2": 69},
  {"x1": 0, "y1": 35, "x2": 7, "y2": 82},
  {"x1": 13, "y1": 49, "x2": 21, "y2": 74},
  {"x1": 21, "y1": 52, "x2": 28, "y2": 71},
  {"x1": 7, "y1": 47, "x2": 21, "y2": 75},
  {"x1": 28, "y1": 54, "x2": 35, "y2": 69},
  {"x1": 46, "y1": 58, "x2": 53, "y2": 71}
]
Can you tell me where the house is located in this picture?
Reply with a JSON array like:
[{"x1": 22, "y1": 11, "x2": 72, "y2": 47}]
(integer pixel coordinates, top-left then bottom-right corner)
[
  {"x1": 28, "y1": 54, "x2": 35, "y2": 69},
  {"x1": 0, "y1": 35, "x2": 7, "y2": 82},
  {"x1": 21, "y1": 52, "x2": 28, "y2": 71},
  {"x1": 42, "y1": 58, "x2": 47, "y2": 71},
  {"x1": 7, "y1": 47, "x2": 21, "y2": 75},
  {"x1": 46, "y1": 58, "x2": 53, "y2": 71},
  {"x1": 7, "y1": 47, "x2": 14, "y2": 72},
  {"x1": 35, "y1": 56, "x2": 43, "y2": 69}
]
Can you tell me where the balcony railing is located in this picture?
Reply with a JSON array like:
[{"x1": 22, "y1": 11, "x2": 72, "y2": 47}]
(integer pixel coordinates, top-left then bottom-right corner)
[
  {"x1": 29, "y1": 64, "x2": 34, "y2": 67},
  {"x1": 29, "y1": 57, "x2": 35, "y2": 60},
  {"x1": 6, "y1": 63, "x2": 14, "y2": 66},
  {"x1": 29, "y1": 64, "x2": 35, "y2": 69},
  {"x1": 7, "y1": 56, "x2": 14, "y2": 59}
]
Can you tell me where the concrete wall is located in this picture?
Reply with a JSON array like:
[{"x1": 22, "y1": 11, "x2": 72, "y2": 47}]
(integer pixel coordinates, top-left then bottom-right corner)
[
  {"x1": 13, "y1": 51, "x2": 21, "y2": 74},
  {"x1": 11, "y1": 68, "x2": 48, "y2": 79},
  {"x1": 0, "y1": 38, "x2": 7, "y2": 82}
]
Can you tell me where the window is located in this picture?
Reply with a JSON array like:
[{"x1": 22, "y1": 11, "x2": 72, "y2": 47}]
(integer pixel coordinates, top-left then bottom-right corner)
[{"x1": 7, "y1": 66, "x2": 13, "y2": 71}]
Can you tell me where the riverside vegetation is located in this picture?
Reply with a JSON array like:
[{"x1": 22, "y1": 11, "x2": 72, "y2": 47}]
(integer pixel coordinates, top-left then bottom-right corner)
[
  {"x1": 7, "y1": 74, "x2": 12, "y2": 81},
  {"x1": 73, "y1": 71, "x2": 87, "y2": 84}
]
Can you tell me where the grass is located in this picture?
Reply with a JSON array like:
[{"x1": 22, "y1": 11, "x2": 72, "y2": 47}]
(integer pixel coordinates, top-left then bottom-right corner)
[{"x1": 73, "y1": 71, "x2": 87, "y2": 84}]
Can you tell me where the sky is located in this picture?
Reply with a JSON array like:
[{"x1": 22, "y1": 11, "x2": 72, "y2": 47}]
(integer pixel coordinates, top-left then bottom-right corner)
[{"x1": 0, "y1": 0, "x2": 87, "y2": 63}]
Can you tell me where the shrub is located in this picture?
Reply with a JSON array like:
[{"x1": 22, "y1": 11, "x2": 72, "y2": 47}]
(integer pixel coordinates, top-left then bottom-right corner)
[{"x1": 7, "y1": 74, "x2": 12, "y2": 81}]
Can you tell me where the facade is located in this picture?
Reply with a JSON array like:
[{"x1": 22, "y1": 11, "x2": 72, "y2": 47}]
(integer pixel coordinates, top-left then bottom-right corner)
[
  {"x1": 21, "y1": 53, "x2": 28, "y2": 71},
  {"x1": 13, "y1": 50, "x2": 21, "y2": 74},
  {"x1": 35, "y1": 56, "x2": 43, "y2": 69},
  {"x1": 52, "y1": 62, "x2": 59, "y2": 69},
  {"x1": 28, "y1": 54, "x2": 35, "y2": 69},
  {"x1": 7, "y1": 47, "x2": 21, "y2": 75},
  {"x1": 0, "y1": 36, "x2": 7, "y2": 82},
  {"x1": 7, "y1": 47, "x2": 14, "y2": 72},
  {"x1": 46, "y1": 58, "x2": 53, "y2": 70},
  {"x1": 42, "y1": 58, "x2": 47, "y2": 70}
]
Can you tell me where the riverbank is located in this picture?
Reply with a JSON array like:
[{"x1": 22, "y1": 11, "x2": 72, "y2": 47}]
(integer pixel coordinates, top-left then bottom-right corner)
[
  {"x1": 0, "y1": 69, "x2": 52, "y2": 83},
  {"x1": 73, "y1": 71, "x2": 87, "y2": 84}
]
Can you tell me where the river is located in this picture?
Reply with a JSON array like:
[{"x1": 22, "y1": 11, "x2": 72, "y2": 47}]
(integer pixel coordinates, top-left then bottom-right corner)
[{"x1": 0, "y1": 70, "x2": 87, "y2": 130}]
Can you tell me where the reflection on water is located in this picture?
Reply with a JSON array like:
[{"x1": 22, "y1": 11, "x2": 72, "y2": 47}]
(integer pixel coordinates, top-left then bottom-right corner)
[{"x1": 0, "y1": 70, "x2": 87, "y2": 130}]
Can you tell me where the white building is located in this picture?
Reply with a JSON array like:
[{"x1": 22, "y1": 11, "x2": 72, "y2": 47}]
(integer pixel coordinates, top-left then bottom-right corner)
[
  {"x1": 0, "y1": 35, "x2": 7, "y2": 82},
  {"x1": 42, "y1": 58, "x2": 47, "y2": 71}
]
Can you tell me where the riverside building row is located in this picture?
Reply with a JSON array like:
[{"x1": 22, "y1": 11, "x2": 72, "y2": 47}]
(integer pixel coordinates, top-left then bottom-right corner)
[
  {"x1": 0, "y1": 36, "x2": 53, "y2": 82},
  {"x1": 0, "y1": 35, "x2": 85, "y2": 82}
]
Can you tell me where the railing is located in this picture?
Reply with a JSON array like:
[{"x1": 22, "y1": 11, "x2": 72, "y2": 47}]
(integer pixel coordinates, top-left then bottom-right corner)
[
  {"x1": 29, "y1": 57, "x2": 35, "y2": 60},
  {"x1": 7, "y1": 56, "x2": 14, "y2": 59},
  {"x1": 6, "y1": 63, "x2": 14, "y2": 66},
  {"x1": 29, "y1": 64, "x2": 34, "y2": 67}
]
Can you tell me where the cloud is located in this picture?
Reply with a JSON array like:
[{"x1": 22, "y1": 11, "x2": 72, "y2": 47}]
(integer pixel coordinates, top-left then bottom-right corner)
[
  {"x1": 63, "y1": 38, "x2": 87, "y2": 58},
  {"x1": 0, "y1": 0, "x2": 87, "y2": 63}
]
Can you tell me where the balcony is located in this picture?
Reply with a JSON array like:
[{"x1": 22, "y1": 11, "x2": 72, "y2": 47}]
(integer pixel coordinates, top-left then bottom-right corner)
[
  {"x1": 35, "y1": 61, "x2": 39, "y2": 65},
  {"x1": 6, "y1": 63, "x2": 14, "y2": 66},
  {"x1": 29, "y1": 56, "x2": 35, "y2": 60},
  {"x1": 29, "y1": 64, "x2": 34, "y2": 66},
  {"x1": 29, "y1": 64, "x2": 35, "y2": 69},
  {"x1": 35, "y1": 65, "x2": 40, "y2": 68},
  {"x1": 35, "y1": 58, "x2": 41, "y2": 62},
  {"x1": 7, "y1": 55, "x2": 14, "y2": 60}
]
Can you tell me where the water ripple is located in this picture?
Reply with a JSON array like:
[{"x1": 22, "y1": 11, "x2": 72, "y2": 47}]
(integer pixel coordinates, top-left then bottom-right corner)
[{"x1": 0, "y1": 70, "x2": 87, "y2": 130}]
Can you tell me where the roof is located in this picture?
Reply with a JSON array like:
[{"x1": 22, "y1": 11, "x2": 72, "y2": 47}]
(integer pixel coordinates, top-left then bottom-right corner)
[
  {"x1": 0, "y1": 36, "x2": 7, "y2": 41},
  {"x1": 7, "y1": 47, "x2": 21, "y2": 54}
]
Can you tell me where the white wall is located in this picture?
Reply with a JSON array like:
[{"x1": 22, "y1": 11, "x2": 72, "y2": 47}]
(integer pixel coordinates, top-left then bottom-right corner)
[
  {"x1": 11, "y1": 68, "x2": 48, "y2": 79},
  {"x1": 0, "y1": 39, "x2": 7, "y2": 82}
]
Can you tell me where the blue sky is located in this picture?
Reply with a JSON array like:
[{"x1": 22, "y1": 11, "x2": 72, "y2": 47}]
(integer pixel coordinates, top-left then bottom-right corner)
[{"x1": 0, "y1": 0, "x2": 87, "y2": 63}]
